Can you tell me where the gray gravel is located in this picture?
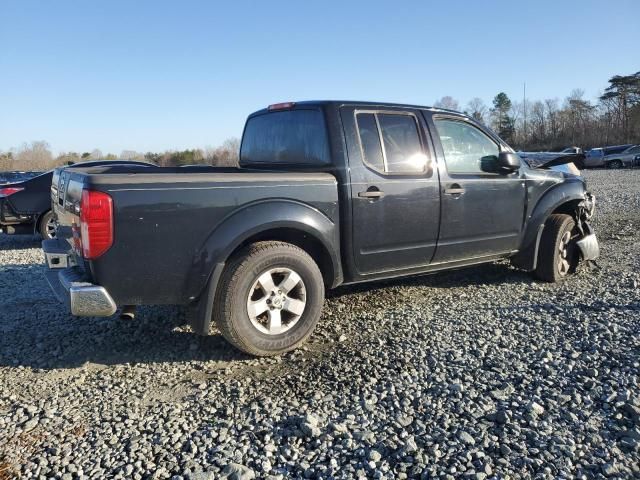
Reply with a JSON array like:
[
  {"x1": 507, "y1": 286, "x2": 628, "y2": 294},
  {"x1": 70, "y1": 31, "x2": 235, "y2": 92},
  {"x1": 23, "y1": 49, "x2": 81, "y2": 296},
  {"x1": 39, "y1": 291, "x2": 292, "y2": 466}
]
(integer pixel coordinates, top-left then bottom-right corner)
[{"x1": 1, "y1": 169, "x2": 639, "y2": 479}]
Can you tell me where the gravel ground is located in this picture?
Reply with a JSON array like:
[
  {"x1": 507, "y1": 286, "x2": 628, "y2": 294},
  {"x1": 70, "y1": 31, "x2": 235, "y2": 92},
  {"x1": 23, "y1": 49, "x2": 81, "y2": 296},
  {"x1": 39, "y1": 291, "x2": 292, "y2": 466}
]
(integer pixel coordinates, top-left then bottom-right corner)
[{"x1": 1, "y1": 169, "x2": 639, "y2": 479}]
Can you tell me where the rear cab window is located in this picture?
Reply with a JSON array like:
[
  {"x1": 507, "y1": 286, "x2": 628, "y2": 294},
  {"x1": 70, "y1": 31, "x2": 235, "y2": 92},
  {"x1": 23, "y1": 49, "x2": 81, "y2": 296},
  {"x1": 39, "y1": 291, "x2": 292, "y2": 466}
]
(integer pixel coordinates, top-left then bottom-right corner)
[{"x1": 240, "y1": 109, "x2": 330, "y2": 167}]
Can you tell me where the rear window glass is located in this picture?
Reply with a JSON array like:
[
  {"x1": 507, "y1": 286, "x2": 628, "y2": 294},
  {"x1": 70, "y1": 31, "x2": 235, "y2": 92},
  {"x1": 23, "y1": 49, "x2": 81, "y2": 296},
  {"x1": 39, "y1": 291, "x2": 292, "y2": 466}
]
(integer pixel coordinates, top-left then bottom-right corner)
[
  {"x1": 377, "y1": 114, "x2": 424, "y2": 173},
  {"x1": 604, "y1": 145, "x2": 632, "y2": 155},
  {"x1": 240, "y1": 109, "x2": 330, "y2": 166},
  {"x1": 356, "y1": 113, "x2": 385, "y2": 171},
  {"x1": 355, "y1": 111, "x2": 428, "y2": 174}
]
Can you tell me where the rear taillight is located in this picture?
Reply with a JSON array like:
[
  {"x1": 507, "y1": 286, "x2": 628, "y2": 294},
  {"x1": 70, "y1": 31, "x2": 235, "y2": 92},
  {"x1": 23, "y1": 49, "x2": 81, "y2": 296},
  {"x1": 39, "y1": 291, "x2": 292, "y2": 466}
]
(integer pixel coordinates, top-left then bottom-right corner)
[
  {"x1": 80, "y1": 190, "x2": 113, "y2": 259},
  {"x1": 0, "y1": 187, "x2": 24, "y2": 197}
]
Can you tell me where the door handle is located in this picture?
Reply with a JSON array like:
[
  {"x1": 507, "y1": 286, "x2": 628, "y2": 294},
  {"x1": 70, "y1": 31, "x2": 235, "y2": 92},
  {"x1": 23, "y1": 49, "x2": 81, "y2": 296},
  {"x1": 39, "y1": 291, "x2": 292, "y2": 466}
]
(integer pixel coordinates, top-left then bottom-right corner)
[
  {"x1": 358, "y1": 187, "x2": 385, "y2": 199},
  {"x1": 444, "y1": 184, "x2": 465, "y2": 195}
]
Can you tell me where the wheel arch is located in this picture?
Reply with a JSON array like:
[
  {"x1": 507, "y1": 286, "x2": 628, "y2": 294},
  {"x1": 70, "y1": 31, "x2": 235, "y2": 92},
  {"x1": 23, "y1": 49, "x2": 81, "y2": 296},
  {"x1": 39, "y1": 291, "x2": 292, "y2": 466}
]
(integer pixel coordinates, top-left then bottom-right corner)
[
  {"x1": 185, "y1": 200, "x2": 342, "y2": 334},
  {"x1": 511, "y1": 183, "x2": 586, "y2": 271},
  {"x1": 229, "y1": 227, "x2": 339, "y2": 288},
  {"x1": 34, "y1": 209, "x2": 53, "y2": 236}
]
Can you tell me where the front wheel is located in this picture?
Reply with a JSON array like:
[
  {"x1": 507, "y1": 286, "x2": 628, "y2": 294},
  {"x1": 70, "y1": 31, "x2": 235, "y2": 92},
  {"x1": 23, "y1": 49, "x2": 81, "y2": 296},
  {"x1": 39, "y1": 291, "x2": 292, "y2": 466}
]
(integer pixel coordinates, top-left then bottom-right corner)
[
  {"x1": 38, "y1": 211, "x2": 56, "y2": 239},
  {"x1": 534, "y1": 214, "x2": 580, "y2": 282},
  {"x1": 214, "y1": 241, "x2": 325, "y2": 356}
]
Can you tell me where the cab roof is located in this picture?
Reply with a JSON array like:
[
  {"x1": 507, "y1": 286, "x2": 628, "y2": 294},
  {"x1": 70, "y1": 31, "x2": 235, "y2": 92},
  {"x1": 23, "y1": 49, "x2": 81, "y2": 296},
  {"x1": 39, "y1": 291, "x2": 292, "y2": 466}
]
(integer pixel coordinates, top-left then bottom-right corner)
[{"x1": 249, "y1": 100, "x2": 464, "y2": 117}]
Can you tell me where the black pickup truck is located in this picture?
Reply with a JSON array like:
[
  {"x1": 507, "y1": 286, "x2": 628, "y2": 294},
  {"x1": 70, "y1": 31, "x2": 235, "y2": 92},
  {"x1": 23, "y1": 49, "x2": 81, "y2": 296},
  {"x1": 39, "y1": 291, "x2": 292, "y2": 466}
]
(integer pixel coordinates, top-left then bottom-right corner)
[{"x1": 43, "y1": 101, "x2": 599, "y2": 356}]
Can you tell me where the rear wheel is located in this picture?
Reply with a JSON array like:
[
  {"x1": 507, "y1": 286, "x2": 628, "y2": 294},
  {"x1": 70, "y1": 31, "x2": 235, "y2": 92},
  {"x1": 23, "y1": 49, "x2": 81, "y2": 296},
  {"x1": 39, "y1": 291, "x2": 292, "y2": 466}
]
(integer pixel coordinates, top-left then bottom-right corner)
[
  {"x1": 607, "y1": 159, "x2": 623, "y2": 169},
  {"x1": 38, "y1": 211, "x2": 56, "y2": 239},
  {"x1": 534, "y1": 214, "x2": 580, "y2": 282},
  {"x1": 214, "y1": 241, "x2": 324, "y2": 356}
]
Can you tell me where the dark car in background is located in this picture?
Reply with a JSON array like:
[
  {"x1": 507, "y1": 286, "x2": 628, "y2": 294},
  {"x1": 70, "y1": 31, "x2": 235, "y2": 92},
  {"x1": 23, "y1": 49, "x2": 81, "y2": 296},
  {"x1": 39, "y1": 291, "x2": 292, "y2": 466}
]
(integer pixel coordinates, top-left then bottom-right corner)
[
  {"x1": 0, "y1": 160, "x2": 154, "y2": 239},
  {"x1": 0, "y1": 171, "x2": 43, "y2": 184}
]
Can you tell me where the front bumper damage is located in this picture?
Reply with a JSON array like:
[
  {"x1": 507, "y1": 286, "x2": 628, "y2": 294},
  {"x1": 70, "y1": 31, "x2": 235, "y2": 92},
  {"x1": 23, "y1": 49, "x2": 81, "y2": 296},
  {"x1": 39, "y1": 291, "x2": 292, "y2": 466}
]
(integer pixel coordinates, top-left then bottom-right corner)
[
  {"x1": 575, "y1": 192, "x2": 599, "y2": 262},
  {"x1": 42, "y1": 239, "x2": 117, "y2": 317},
  {"x1": 576, "y1": 224, "x2": 599, "y2": 261}
]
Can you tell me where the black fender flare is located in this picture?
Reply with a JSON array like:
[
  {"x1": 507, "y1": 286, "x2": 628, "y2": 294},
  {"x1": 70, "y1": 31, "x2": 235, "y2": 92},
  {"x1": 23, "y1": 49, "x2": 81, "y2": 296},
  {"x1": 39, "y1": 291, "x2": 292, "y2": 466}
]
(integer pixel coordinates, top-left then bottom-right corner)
[
  {"x1": 185, "y1": 199, "x2": 340, "y2": 334},
  {"x1": 511, "y1": 183, "x2": 586, "y2": 271}
]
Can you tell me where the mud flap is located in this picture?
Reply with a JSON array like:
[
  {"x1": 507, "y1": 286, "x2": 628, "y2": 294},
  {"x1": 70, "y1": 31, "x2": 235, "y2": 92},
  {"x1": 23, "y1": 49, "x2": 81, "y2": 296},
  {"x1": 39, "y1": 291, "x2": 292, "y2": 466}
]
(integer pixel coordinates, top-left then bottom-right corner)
[{"x1": 187, "y1": 262, "x2": 225, "y2": 336}]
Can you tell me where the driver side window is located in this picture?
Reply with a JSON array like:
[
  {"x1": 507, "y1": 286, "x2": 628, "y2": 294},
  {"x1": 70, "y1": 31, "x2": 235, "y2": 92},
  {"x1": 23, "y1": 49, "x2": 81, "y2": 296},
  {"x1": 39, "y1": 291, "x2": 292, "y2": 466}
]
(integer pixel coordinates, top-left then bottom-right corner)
[{"x1": 434, "y1": 119, "x2": 500, "y2": 174}]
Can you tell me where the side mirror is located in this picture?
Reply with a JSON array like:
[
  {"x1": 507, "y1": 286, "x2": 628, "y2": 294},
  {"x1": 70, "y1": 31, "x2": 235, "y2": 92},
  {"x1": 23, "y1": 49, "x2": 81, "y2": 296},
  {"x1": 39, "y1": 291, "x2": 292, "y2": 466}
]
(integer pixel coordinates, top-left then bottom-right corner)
[
  {"x1": 480, "y1": 153, "x2": 520, "y2": 173},
  {"x1": 480, "y1": 155, "x2": 500, "y2": 173},
  {"x1": 497, "y1": 151, "x2": 520, "y2": 173}
]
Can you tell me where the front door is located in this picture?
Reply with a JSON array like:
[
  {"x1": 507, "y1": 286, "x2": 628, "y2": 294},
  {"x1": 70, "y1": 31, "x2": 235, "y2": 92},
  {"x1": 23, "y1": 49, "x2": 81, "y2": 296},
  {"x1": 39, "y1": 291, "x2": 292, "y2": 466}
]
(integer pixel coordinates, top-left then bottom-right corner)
[
  {"x1": 340, "y1": 106, "x2": 441, "y2": 275},
  {"x1": 427, "y1": 114, "x2": 526, "y2": 263}
]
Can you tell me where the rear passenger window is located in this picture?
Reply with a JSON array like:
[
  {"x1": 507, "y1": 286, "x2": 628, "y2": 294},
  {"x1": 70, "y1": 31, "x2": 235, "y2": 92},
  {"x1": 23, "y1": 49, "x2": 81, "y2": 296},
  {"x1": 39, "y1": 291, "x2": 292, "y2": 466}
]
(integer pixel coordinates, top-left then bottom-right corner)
[
  {"x1": 355, "y1": 112, "x2": 428, "y2": 174},
  {"x1": 356, "y1": 114, "x2": 385, "y2": 172}
]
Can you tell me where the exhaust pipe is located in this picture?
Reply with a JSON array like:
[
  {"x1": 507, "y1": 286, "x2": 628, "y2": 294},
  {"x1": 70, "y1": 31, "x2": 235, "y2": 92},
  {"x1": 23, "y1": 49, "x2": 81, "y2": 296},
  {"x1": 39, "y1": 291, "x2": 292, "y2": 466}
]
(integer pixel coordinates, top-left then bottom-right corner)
[{"x1": 119, "y1": 305, "x2": 137, "y2": 320}]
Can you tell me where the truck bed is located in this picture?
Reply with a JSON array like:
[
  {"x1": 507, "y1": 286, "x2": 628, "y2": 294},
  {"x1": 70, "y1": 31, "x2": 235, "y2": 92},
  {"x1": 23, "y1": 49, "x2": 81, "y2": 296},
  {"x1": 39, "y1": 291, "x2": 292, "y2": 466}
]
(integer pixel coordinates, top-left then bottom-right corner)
[{"x1": 54, "y1": 166, "x2": 339, "y2": 305}]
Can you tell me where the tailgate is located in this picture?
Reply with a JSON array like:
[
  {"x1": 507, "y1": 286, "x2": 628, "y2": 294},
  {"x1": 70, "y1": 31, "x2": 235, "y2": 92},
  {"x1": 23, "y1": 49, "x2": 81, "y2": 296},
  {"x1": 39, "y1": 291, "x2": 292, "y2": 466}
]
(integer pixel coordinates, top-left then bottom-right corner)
[{"x1": 51, "y1": 168, "x2": 85, "y2": 261}]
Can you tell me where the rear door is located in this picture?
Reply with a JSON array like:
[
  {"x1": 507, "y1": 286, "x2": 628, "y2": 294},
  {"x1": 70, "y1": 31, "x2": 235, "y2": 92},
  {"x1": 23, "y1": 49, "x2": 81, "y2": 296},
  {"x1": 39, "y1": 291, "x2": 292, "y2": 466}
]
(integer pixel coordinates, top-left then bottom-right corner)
[
  {"x1": 427, "y1": 113, "x2": 526, "y2": 263},
  {"x1": 340, "y1": 106, "x2": 440, "y2": 275}
]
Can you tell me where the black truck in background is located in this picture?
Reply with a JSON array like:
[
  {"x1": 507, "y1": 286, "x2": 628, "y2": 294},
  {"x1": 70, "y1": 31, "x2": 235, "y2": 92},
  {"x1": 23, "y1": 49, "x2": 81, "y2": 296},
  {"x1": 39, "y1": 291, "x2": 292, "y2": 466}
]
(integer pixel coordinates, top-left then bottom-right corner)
[{"x1": 43, "y1": 101, "x2": 599, "y2": 356}]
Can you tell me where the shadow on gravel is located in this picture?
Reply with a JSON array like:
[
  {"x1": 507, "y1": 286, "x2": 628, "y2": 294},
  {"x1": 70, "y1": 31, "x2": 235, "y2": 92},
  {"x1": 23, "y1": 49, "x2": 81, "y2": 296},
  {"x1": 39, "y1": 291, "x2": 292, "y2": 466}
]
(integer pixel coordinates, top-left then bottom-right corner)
[
  {"x1": 0, "y1": 262, "x2": 250, "y2": 369},
  {"x1": 328, "y1": 261, "x2": 532, "y2": 299},
  {"x1": 0, "y1": 234, "x2": 41, "y2": 251},
  {"x1": 0, "y1": 261, "x2": 536, "y2": 370},
  {"x1": 0, "y1": 305, "x2": 251, "y2": 370}
]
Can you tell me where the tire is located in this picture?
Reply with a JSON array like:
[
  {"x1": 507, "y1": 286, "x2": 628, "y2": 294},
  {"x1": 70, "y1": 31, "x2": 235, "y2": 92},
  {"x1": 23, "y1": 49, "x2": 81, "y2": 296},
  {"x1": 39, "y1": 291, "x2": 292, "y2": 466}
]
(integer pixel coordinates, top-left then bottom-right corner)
[
  {"x1": 534, "y1": 214, "x2": 580, "y2": 282},
  {"x1": 38, "y1": 211, "x2": 56, "y2": 239},
  {"x1": 607, "y1": 159, "x2": 623, "y2": 169},
  {"x1": 214, "y1": 241, "x2": 325, "y2": 356}
]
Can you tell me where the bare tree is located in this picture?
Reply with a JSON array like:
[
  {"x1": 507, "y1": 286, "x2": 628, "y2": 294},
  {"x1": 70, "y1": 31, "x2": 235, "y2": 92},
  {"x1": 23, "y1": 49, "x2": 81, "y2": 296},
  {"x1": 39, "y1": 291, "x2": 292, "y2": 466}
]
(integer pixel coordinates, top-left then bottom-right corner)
[
  {"x1": 13, "y1": 141, "x2": 54, "y2": 170},
  {"x1": 434, "y1": 96, "x2": 460, "y2": 111},
  {"x1": 544, "y1": 98, "x2": 560, "y2": 145},
  {"x1": 205, "y1": 137, "x2": 240, "y2": 167},
  {"x1": 90, "y1": 149, "x2": 103, "y2": 160},
  {"x1": 120, "y1": 150, "x2": 144, "y2": 161},
  {"x1": 528, "y1": 101, "x2": 547, "y2": 148},
  {"x1": 465, "y1": 98, "x2": 487, "y2": 124},
  {"x1": 56, "y1": 152, "x2": 81, "y2": 165}
]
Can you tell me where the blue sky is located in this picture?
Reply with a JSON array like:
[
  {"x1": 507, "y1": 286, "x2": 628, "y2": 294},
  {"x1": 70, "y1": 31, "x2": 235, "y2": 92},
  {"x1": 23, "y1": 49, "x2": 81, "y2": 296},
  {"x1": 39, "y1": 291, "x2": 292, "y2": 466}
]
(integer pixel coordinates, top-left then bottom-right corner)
[{"x1": 1, "y1": 0, "x2": 638, "y2": 155}]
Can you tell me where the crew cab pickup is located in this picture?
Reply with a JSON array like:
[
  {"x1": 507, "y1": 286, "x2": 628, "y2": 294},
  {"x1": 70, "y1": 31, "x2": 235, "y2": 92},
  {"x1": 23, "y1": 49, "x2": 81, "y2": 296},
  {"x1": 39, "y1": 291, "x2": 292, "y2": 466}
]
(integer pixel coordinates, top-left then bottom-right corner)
[{"x1": 43, "y1": 101, "x2": 599, "y2": 356}]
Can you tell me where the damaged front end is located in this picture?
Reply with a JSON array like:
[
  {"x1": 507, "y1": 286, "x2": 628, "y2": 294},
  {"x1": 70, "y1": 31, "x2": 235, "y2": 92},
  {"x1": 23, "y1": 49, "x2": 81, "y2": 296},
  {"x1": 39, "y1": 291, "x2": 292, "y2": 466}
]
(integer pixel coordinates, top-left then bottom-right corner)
[{"x1": 574, "y1": 192, "x2": 600, "y2": 262}]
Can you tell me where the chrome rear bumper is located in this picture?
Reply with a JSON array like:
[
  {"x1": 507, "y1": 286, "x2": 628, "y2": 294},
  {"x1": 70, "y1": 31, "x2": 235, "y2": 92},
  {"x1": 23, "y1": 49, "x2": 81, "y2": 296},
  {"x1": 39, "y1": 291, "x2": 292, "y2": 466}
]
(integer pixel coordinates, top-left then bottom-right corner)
[{"x1": 42, "y1": 239, "x2": 117, "y2": 317}]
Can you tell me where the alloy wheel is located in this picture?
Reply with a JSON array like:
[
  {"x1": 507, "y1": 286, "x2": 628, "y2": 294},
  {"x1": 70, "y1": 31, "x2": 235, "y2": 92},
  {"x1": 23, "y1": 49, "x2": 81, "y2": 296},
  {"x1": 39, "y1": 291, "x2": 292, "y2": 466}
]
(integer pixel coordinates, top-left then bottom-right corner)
[{"x1": 246, "y1": 267, "x2": 307, "y2": 335}]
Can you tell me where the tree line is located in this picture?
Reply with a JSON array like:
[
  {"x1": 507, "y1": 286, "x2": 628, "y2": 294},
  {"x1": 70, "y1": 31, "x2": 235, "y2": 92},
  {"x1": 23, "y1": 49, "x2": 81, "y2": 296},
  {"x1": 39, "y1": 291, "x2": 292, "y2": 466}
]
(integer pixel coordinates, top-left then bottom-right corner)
[
  {"x1": 436, "y1": 70, "x2": 640, "y2": 151},
  {"x1": 2, "y1": 70, "x2": 638, "y2": 171},
  {"x1": 0, "y1": 138, "x2": 240, "y2": 172}
]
